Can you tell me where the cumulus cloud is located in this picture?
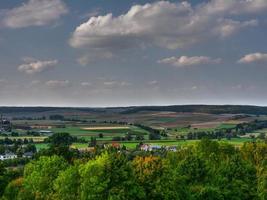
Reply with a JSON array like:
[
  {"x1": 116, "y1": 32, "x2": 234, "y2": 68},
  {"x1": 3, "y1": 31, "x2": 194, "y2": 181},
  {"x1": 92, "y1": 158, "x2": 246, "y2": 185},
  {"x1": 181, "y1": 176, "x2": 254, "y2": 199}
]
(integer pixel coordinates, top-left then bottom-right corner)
[
  {"x1": 45, "y1": 80, "x2": 70, "y2": 88},
  {"x1": 158, "y1": 56, "x2": 221, "y2": 67},
  {"x1": 70, "y1": 0, "x2": 264, "y2": 52},
  {"x1": 3, "y1": 0, "x2": 68, "y2": 28},
  {"x1": 214, "y1": 19, "x2": 258, "y2": 38},
  {"x1": 199, "y1": 0, "x2": 267, "y2": 16},
  {"x1": 18, "y1": 58, "x2": 58, "y2": 74},
  {"x1": 238, "y1": 53, "x2": 267, "y2": 64}
]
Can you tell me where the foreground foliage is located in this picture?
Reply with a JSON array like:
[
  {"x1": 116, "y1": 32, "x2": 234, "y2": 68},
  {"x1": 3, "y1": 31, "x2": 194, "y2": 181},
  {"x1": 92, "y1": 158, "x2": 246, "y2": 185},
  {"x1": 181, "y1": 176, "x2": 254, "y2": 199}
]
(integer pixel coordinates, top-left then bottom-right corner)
[{"x1": 2, "y1": 139, "x2": 267, "y2": 199}]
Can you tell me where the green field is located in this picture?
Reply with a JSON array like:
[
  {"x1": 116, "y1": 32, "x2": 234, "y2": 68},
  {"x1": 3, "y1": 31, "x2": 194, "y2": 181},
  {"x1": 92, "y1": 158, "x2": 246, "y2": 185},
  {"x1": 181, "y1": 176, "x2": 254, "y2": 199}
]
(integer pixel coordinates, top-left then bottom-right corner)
[
  {"x1": 35, "y1": 138, "x2": 254, "y2": 151},
  {"x1": 35, "y1": 143, "x2": 49, "y2": 150},
  {"x1": 217, "y1": 123, "x2": 237, "y2": 129},
  {"x1": 50, "y1": 125, "x2": 149, "y2": 140},
  {"x1": 120, "y1": 138, "x2": 254, "y2": 148}
]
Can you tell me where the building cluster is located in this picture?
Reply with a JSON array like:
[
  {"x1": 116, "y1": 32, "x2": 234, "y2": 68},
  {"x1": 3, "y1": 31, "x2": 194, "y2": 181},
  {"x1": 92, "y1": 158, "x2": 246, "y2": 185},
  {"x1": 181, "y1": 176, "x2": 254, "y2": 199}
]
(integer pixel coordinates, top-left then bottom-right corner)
[
  {"x1": 0, "y1": 116, "x2": 12, "y2": 132},
  {"x1": 140, "y1": 144, "x2": 177, "y2": 152},
  {"x1": 0, "y1": 151, "x2": 34, "y2": 161},
  {"x1": 0, "y1": 152, "x2": 17, "y2": 160}
]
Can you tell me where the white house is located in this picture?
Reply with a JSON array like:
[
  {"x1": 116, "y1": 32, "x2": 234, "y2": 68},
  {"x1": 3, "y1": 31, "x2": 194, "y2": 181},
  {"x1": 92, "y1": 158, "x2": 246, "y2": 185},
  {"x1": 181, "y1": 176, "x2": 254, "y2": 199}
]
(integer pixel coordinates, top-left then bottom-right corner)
[
  {"x1": 0, "y1": 152, "x2": 17, "y2": 160},
  {"x1": 38, "y1": 130, "x2": 53, "y2": 136},
  {"x1": 140, "y1": 144, "x2": 162, "y2": 151}
]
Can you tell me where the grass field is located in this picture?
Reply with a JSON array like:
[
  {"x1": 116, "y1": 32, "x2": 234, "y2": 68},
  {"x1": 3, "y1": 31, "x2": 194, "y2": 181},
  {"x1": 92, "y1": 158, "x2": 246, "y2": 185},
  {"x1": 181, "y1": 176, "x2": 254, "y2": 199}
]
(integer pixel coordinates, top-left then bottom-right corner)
[
  {"x1": 35, "y1": 143, "x2": 49, "y2": 150},
  {"x1": 120, "y1": 138, "x2": 254, "y2": 148},
  {"x1": 50, "y1": 125, "x2": 149, "y2": 140},
  {"x1": 217, "y1": 123, "x2": 237, "y2": 129}
]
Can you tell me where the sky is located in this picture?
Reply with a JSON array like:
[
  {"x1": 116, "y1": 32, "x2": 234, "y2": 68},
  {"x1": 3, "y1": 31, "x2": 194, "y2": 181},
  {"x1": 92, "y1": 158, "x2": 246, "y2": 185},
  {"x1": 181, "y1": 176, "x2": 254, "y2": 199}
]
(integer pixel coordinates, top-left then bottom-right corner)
[{"x1": 0, "y1": 0, "x2": 267, "y2": 107}]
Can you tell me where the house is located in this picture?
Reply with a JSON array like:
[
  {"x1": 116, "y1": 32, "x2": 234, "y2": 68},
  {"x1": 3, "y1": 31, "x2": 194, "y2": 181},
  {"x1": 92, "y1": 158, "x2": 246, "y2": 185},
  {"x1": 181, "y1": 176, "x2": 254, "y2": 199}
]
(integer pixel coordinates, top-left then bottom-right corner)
[
  {"x1": 0, "y1": 152, "x2": 17, "y2": 160},
  {"x1": 103, "y1": 142, "x2": 121, "y2": 149},
  {"x1": 31, "y1": 125, "x2": 52, "y2": 129},
  {"x1": 166, "y1": 146, "x2": 177, "y2": 152},
  {"x1": 0, "y1": 117, "x2": 12, "y2": 132},
  {"x1": 38, "y1": 130, "x2": 53, "y2": 136},
  {"x1": 76, "y1": 147, "x2": 95, "y2": 153},
  {"x1": 149, "y1": 145, "x2": 162, "y2": 151},
  {"x1": 140, "y1": 144, "x2": 162, "y2": 151},
  {"x1": 23, "y1": 152, "x2": 34, "y2": 158},
  {"x1": 140, "y1": 144, "x2": 150, "y2": 151}
]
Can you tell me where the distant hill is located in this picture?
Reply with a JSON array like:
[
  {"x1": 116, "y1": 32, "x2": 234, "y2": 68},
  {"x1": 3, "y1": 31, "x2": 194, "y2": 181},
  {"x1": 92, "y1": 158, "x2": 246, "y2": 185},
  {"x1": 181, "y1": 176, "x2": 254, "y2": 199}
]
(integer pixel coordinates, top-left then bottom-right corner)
[
  {"x1": 120, "y1": 105, "x2": 267, "y2": 115},
  {"x1": 0, "y1": 105, "x2": 267, "y2": 115}
]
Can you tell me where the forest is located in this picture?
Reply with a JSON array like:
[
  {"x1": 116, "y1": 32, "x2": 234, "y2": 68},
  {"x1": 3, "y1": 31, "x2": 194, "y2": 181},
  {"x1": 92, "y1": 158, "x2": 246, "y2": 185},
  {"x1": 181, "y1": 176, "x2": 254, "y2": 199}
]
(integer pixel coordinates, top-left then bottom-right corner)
[{"x1": 1, "y1": 136, "x2": 267, "y2": 200}]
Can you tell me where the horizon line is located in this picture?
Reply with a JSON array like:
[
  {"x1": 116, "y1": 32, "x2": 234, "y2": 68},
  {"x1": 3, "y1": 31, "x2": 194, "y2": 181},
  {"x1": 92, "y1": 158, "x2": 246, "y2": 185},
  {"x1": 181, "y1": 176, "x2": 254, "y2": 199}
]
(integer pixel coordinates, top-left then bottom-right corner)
[{"x1": 0, "y1": 103, "x2": 267, "y2": 108}]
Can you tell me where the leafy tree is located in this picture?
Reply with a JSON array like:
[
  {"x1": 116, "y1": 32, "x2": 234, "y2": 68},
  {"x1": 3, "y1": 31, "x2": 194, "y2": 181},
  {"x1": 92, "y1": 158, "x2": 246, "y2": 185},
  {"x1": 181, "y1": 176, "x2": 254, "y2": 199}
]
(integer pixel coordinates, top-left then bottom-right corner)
[
  {"x1": 49, "y1": 114, "x2": 64, "y2": 121},
  {"x1": 213, "y1": 154, "x2": 258, "y2": 200},
  {"x1": 178, "y1": 154, "x2": 207, "y2": 184},
  {"x1": 196, "y1": 138, "x2": 219, "y2": 158},
  {"x1": 106, "y1": 153, "x2": 145, "y2": 200},
  {"x1": 53, "y1": 165, "x2": 80, "y2": 200},
  {"x1": 132, "y1": 155, "x2": 165, "y2": 199},
  {"x1": 191, "y1": 185, "x2": 223, "y2": 200},
  {"x1": 79, "y1": 153, "x2": 110, "y2": 200},
  {"x1": 2, "y1": 177, "x2": 23, "y2": 200},
  {"x1": 41, "y1": 133, "x2": 75, "y2": 161},
  {"x1": 23, "y1": 155, "x2": 68, "y2": 200},
  {"x1": 89, "y1": 137, "x2": 97, "y2": 147},
  {"x1": 0, "y1": 162, "x2": 7, "y2": 196},
  {"x1": 24, "y1": 143, "x2": 36, "y2": 153},
  {"x1": 48, "y1": 132, "x2": 74, "y2": 147},
  {"x1": 0, "y1": 145, "x2": 5, "y2": 154}
]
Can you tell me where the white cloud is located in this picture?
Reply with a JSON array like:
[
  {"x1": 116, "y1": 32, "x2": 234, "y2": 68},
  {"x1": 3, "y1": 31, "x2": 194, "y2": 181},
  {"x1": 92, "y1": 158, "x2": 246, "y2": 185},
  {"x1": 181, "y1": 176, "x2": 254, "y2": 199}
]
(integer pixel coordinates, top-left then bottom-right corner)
[
  {"x1": 103, "y1": 81, "x2": 131, "y2": 87},
  {"x1": 214, "y1": 19, "x2": 258, "y2": 38},
  {"x1": 3, "y1": 0, "x2": 68, "y2": 28},
  {"x1": 70, "y1": 0, "x2": 263, "y2": 52},
  {"x1": 81, "y1": 82, "x2": 92, "y2": 87},
  {"x1": 18, "y1": 58, "x2": 58, "y2": 74},
  {"x1": 45, "y1": 80, "x2": 70, "y2": 88},
  {"x1": 158, "y1": 56, "x2": 221, "y2": 67},
  {"x1": 191, "y1": 86, "x2": 198, "y2": 90},
  {"x1": 199, "y1": 0, "x2": 267, "y2": 16},
  {"x1": 238, "y1": 53, "x2": 267, "y2": 64}
]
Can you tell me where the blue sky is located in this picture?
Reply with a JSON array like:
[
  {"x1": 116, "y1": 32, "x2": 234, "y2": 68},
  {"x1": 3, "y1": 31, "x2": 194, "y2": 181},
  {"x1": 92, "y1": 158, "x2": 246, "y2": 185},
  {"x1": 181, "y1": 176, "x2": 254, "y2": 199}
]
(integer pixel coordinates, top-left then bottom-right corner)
[{"x1": 0, "y1": 0, "x2": 267, "y2": 107}]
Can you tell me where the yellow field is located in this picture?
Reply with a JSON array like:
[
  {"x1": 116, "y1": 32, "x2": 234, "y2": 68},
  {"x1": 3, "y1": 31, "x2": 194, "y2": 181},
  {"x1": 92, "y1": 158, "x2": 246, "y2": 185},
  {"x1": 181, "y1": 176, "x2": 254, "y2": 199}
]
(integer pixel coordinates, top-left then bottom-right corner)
[
  {"x1": 81, "y1": 126, "x2": 130, "y2": 130},
  {"x1": 0, "y1": 136, "x2": 47, "y2": 142}
]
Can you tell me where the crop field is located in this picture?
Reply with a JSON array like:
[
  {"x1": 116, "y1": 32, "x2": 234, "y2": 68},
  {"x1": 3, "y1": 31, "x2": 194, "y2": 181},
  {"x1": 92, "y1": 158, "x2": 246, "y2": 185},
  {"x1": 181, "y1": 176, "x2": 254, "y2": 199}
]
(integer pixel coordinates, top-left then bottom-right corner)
[
  {"x1": 4, "y1": 107, "x2": 265, "y2": 153},
  {"x1": 81, "y1": 126, "x2": 130, "y2": 130},
  {"x1": 0, "y1": 136, "x2": 47, "y2": 142},
  {"x1": 49, "y1": 125, "x2": 148, "y2": 140}
]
